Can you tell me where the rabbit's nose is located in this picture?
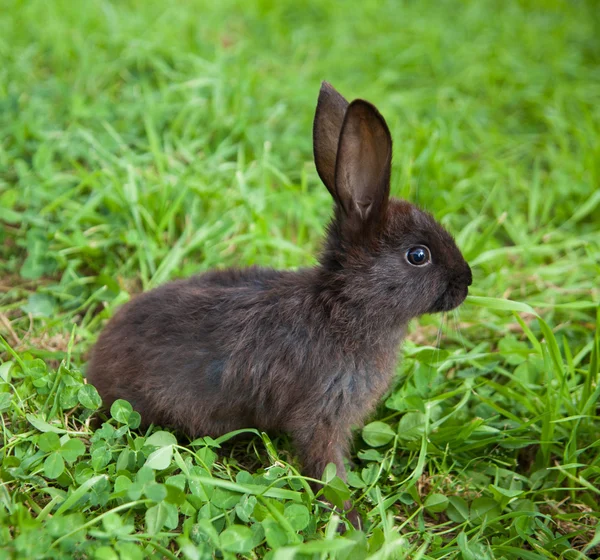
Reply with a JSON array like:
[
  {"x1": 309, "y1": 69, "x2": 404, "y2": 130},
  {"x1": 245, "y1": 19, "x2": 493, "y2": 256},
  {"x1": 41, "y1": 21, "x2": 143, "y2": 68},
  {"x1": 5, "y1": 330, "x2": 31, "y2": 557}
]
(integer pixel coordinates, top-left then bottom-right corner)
[{"x1": 457, "y1": 265, "x2": 472, "y2": 287}]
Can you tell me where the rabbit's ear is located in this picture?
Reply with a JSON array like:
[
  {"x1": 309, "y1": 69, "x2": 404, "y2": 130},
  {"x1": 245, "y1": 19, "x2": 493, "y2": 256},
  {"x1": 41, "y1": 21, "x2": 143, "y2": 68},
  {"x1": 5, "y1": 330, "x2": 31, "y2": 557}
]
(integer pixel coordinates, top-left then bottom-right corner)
[
  {"x1": 334, "y1": 100, "x2": 392, "y2": 224},
  {"x1": 313, "y1": 82, "x2": 349, "y2": 199}
]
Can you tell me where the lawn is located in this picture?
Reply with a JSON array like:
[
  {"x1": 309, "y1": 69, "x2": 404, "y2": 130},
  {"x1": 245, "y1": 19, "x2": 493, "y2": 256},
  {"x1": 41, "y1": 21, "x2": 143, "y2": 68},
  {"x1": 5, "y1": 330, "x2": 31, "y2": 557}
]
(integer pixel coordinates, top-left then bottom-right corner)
[{"x1": 1, "y1": 0, "x2": 599, "y2": 558}]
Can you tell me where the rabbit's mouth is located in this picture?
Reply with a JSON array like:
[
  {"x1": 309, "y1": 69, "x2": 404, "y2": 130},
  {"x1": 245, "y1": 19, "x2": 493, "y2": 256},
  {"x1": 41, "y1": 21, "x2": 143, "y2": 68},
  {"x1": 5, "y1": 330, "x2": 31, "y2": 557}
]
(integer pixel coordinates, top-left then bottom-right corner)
[{"x1": 430, "y1": 284, "x2": 469, "y2": 313}]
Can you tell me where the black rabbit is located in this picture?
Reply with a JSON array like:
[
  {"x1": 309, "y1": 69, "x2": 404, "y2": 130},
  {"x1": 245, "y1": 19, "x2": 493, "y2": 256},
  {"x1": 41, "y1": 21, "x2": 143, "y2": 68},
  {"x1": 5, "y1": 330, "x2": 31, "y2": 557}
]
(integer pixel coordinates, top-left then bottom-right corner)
[{"x1": 87, "y1": 82, "x2": 472, "y2": 526}]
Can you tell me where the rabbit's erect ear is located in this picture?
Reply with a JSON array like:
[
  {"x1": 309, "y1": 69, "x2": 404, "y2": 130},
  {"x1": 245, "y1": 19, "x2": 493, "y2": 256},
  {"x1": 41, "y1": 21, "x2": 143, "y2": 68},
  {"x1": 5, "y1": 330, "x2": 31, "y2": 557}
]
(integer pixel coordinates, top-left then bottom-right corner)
[
  {"x1": 313, "y1": 82, "x2": 349, "y2": 199},
  {"x1": 334, "y1": 100, "x2": 392, "y2": 224}
]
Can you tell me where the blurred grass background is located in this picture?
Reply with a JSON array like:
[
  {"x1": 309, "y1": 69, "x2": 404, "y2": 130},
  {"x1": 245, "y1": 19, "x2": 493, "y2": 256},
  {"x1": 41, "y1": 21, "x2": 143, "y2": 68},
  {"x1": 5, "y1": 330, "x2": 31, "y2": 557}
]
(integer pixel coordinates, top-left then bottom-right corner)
[{"x1": 1, "y1": 0, "x2": 600, "y2": 558}]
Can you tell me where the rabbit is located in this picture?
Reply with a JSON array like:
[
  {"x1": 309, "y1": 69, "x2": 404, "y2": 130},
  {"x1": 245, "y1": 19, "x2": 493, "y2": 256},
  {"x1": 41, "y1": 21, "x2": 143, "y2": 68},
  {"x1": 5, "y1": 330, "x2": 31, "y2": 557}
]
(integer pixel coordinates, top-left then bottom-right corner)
[{"x1": 86, "y1": 82, "x2": 472, "y2": 528}]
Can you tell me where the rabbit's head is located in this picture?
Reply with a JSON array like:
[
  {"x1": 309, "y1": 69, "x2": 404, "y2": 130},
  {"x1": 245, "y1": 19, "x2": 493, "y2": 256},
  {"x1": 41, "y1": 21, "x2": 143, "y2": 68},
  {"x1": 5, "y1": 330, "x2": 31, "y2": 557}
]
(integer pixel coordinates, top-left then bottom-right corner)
[{"x1": 313, "y1": 82, "x2": 472, "y2": 321}]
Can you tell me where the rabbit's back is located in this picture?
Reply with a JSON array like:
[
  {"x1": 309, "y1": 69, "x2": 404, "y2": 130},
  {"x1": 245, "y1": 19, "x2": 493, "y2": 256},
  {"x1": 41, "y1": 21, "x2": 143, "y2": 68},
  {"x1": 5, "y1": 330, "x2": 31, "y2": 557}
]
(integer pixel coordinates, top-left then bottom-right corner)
[{"x1": 87, "y1": 267, "x2": 286, "y2": 435}]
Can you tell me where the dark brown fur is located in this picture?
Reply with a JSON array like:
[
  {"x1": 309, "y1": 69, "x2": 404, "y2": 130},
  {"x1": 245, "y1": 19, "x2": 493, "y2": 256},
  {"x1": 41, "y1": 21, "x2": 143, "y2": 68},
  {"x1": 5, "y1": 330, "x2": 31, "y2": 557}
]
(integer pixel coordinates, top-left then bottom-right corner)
[{"x1": 87, "y1": 83, "x2": 472, "y2": 526}]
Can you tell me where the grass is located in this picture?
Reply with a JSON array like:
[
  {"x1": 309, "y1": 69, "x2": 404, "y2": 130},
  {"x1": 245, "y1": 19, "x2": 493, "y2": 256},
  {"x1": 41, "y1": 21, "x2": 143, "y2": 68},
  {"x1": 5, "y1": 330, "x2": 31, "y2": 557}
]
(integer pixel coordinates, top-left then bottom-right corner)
[{"x1": 1, "y1": 0, "x2": 599, "y2": 557}]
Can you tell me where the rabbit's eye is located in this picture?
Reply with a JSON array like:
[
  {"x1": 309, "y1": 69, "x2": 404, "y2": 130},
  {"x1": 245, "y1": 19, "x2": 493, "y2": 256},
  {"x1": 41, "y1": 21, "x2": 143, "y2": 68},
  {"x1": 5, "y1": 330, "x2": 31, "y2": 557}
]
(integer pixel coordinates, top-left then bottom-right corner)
[{"x1": 406, "y1": 246, "x2": 431, "y2": 266}]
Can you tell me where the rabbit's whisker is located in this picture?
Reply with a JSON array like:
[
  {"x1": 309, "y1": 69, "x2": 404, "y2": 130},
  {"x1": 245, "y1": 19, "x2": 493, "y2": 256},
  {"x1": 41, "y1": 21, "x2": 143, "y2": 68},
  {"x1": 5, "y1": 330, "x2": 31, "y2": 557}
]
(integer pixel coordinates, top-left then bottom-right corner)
[
  {"x1": 452, "y1": 309, "x2": 468, "y2": 353},
  {"x1": 433, "y1": 313, "x2": 446, "y2": 367}
]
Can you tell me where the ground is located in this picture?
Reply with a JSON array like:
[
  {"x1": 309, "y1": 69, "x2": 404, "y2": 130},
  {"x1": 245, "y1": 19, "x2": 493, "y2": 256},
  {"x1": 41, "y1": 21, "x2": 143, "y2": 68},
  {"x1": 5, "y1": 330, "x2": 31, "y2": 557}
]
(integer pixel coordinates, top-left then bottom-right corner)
[{"x1": 1, "y1": 0, "x2": 599, "y2": 558}]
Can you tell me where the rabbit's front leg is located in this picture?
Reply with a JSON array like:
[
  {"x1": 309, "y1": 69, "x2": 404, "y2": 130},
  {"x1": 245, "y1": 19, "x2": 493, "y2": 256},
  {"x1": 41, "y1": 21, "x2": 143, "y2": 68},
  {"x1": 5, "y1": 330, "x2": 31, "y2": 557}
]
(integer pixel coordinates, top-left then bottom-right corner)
[
  {"x1": 294, "y1": 422, "x2": 349, "y2": 480},
  {"x1": 292, "y1": 422, "x2": 361, "y2": 529}
]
